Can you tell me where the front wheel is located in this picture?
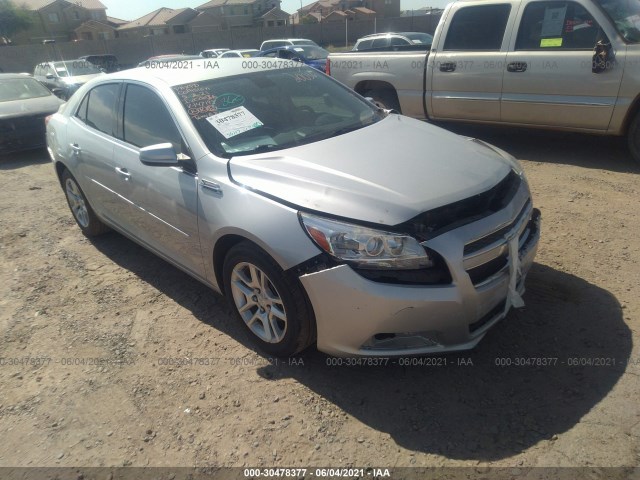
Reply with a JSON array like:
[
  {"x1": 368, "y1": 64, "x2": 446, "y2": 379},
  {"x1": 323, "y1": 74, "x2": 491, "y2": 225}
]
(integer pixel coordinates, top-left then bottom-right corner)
[
  {"x1": 61, "y1": 169, "x2": 110, "y2": 236},
  {"x1": 627, "y1": 112, "x2": 640, "y2": 165},
  {"x1": 223, "y1": 242, "x2": 315, "y2": 356},
  {"x1": 363, "y1": 89, "x2": 401, "y2": 113}
]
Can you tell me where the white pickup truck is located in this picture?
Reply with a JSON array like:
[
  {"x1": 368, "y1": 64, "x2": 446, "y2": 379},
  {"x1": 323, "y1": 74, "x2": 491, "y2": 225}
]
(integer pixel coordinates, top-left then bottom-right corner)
[{"x1": 328, "y1": 0, "x2": 640, "y2": 162}]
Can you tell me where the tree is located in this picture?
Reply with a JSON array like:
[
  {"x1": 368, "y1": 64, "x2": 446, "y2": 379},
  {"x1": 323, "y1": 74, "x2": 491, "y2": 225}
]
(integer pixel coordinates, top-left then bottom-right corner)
[{"x1": 0, "y1": 1, "x2": 33, "y2": 40}]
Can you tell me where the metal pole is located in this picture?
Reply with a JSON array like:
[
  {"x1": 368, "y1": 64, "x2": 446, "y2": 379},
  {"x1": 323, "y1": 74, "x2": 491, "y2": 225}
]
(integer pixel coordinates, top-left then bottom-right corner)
[{"x1": 345, "y1": 17, "x2": 347, "y2": 48}]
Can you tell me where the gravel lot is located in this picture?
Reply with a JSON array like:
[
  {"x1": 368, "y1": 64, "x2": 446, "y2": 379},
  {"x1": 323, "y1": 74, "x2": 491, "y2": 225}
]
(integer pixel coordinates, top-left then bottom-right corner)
[{"x1": 1, "y1": 125, "x2": 639, "y2": 476}]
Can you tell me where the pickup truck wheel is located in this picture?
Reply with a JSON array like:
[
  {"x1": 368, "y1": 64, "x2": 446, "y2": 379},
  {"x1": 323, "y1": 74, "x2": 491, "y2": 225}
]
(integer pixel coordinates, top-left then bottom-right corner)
[
  {"x1": 61, "y1": 169, "x2": 110, "y2": 237},
  {"x1": 223, "y1": 242, "x2": 315, "y2": 357},
  {"x1": 627, "y1": 113, "x2": 640, "y2": 164},
  {"x1": 365, "y1": 89, "x2": 401, "y2": 113}
]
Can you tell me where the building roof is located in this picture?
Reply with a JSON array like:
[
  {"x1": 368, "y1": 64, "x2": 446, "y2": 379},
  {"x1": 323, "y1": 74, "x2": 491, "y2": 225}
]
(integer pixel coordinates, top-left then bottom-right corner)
[
  {"x1": 353, "y1": 6, "x2": 375, "y2": 13},
  {"x1": 325, "y1": 9, "x2": 347, "y2": 17},
  {"x1": 195, "y1": 0, "x2": 260, "y2": 7},
  {"x1": 15, "y1": 0, "x2": 107, "y2": 10},
  {"x1": 118, "y1": 7, "x2": 194, "y2": 30},
  {"x1": 106, "y1": 16, "x2": 128, "y2": 25},
  {"x1": 74, "y1": 19, "x2": 117, "y2": 31},
  {"x1": 260, "y1": 6, "x2": 290, "y2": 19}
]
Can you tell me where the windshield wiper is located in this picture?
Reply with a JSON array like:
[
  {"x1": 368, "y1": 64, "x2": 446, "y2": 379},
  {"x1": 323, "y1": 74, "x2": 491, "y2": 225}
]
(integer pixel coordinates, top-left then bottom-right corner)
[{"x1": 232, "y1": 143, "x2": 281, "y2": 156}]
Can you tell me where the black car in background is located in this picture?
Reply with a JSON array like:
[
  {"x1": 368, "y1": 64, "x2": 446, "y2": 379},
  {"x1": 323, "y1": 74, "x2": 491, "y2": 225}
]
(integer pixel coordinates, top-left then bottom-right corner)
[{"x1": 0, "y1": 74, "x2": 64, "y2": 154}]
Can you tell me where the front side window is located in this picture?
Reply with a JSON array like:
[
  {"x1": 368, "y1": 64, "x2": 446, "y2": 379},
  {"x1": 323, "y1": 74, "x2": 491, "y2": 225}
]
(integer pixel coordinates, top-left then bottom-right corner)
[
  {"x1": 172, "y1": 66, "x2": 383, "y2": 157},
  {"x1": 390, "y1": 36, "x2": 410, "y2": 46},
  {"x1": 122, "y1": 84, "x2": 182, "y2": 151},
  {"x1": 516, "y1": 1, "x2": 601, "y2": 49},
  {"x1": 596, "y1": 0, "x2": 640, "y2": 42},
  {"x1": 443, "y1": 4, "x2": 512, "y2": 50},
  {"x1": 372, "y1": 37, "x2": 390, "y2": 48},
  {"x1": 85, "y1": 84, "x2": 119, "y2": 135}
]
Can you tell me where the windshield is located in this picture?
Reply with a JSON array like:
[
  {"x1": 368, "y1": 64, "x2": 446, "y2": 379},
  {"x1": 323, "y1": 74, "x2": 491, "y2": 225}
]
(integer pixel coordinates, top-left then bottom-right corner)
[
  {"x1": 54, "y1": 61, "x2": 102, "y2": 77},
  {"x1": 404, "y1": 32, "x2": 434, "y2": 44},
  {"x1": 173, "y1": 67, "x2": 383, "y2": 157},
  {"x1": 0, "y1": 77, "x2": 52, "y2": 102},
  {"x1": 291, "y1": 46, "x2": 329, "y2": 60},
  {"x1": 596, "y1": 0, "x2": 640, "y2": 42}
]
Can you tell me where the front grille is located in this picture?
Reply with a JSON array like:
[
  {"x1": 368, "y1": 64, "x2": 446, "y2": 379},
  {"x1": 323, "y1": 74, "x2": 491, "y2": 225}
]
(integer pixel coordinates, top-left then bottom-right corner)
[
  {"x1": 0, "y1": 116, "x2": 47, "y2": 153},
  {"x1": 464, "y1": 207, "x2": 538, "y2": 287},
  {"x1": 394, "y1": 170, "x2": 522, "y2": 241},
  {"x1": 464, "y1": 199, "x2": 531, "y2": 255}
]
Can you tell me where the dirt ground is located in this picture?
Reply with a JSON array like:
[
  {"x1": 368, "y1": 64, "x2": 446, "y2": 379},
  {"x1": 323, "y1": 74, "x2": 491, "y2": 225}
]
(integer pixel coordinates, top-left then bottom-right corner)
[{"x1": 1, "y1": 125, "x2": 639, "y2": 476}]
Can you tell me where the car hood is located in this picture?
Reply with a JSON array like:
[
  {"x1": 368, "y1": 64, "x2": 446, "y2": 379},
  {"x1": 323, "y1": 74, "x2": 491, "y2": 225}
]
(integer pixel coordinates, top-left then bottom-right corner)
[
  {"x1": 228, "y1": 115, "x2": 513, "y2": 225},
  {"x1": 0, "y1": 95, "x2": 64, "y2": 119}
]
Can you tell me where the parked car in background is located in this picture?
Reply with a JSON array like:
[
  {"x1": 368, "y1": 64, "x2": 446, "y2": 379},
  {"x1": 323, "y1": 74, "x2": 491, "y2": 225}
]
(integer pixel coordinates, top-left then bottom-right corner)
[
  {"x1": 0, "y1": 73, "x2": 64, "y2": 154},
  {"x1": 78, "y1": 54, "x2": 120, "y2": 73},
  {"x1": 259, "y1": 38, "x2": 318, "y2": 50},
  {"x1": 220, "y1": 49, "x2": 260, "y2": 58},
  {"x1": 46, "y1": 59, "x2": 539, "y2": 357},
  {"x1": 257, "y1": 45, "x2": 329, "y2": 72},
  {"x1": 33, "y1": 60, "x2": 104, "y2": 100},
  {"x1": 352, "y1": 32, "x2": 434, "y2": 51},
  {"x1": 328, "y1": 0, "x2": 640, "y2": 164},
  {"x1": 138, "y1": 54, "x2": 202, "y2": 67},
  {"x1": 200, "y1": 48, "x2": 230, "y2": 58}
]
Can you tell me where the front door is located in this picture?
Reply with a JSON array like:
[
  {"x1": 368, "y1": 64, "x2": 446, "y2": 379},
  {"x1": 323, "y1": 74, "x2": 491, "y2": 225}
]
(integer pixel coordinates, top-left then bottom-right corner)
[{"x1": 501, "y1": 0, "x2": 624, "y2": 130}]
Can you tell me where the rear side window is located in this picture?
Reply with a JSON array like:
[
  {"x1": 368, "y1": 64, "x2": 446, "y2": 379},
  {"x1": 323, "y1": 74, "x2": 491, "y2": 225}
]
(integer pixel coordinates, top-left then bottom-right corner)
[
  {"x1": 85, "y1": 83, "x2": 119, "y2": 135},
  {"x1": 355, "y1": 39, "x2": 373, "y2": 50},
  {"x1": 516, "y1": 1, "x2": 600, "y2": 50},
  {"x1": 372, "y1": 37, "x2": 390, "y2": 48},
  {"x1": 444, "y1": 4, "x2": 512, "y2": 50},
  {"x1": 390, "y1": 36, "x2": 410, "y2": 46},
  {"x1": 122, "y1": 84, "x2": 182, "y2": 151}
]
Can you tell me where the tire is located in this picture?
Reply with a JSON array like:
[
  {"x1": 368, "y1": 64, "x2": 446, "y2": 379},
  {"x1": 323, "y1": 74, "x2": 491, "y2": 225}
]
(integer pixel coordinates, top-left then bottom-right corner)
[
  {"x1": 223, "y1": 242, "x2": 315, "y2": 357},
  {"x1": 61, "y1": 169, "x2": 110, "y2": 237},
  {"x1": 364, "y1": 89, "x2": 401, "y2": 113},
  {"x1": 627, "y1": 112, "x2": 640, "y2": 165}
]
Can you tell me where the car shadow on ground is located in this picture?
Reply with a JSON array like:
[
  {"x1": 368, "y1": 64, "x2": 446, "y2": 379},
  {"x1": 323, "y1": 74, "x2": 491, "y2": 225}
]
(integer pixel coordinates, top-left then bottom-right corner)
[
  {"x1": 0, "y1": 148, "x2": 50, "y2": 171},
  {"x1": 90, "y1": 233, "x2": 631, "y2": 462},
  {"x1": 438, "y1": 122, "x2": 640, "y2": 174}
]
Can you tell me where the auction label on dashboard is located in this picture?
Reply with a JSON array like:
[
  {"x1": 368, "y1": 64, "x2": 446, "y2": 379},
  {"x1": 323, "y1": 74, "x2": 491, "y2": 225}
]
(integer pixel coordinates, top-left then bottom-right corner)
[{"x1": 206, "y1": 106, "x2": 263, "y2": 139}]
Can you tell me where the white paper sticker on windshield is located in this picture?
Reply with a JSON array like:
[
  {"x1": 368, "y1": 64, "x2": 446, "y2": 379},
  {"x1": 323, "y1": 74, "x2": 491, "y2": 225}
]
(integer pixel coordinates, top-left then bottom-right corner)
[
  {"x1": 206, "y1": 106, "x2": 263, "y2": 139},
  {"x1": 541, "y1": 6, "x2": 567, "y2": 37}
]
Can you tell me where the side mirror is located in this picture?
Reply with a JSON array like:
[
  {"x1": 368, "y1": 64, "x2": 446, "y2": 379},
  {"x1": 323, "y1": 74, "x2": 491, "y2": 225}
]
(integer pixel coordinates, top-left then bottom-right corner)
[
  {"x1": 139, "y1": 143, "x2": 182, "y2": 166},
  {"x1": 592, "y1": 40, "x2": 613, "y2": 74},
  {"x1": 46, "y1": 73, "x2": 54, "y2": 79}
]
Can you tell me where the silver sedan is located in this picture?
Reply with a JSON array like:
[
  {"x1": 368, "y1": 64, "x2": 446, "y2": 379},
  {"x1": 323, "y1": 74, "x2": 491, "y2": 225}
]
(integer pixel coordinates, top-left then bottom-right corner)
[{"x1": 47, "y1": 59, "x2": 540, "y2": 357}]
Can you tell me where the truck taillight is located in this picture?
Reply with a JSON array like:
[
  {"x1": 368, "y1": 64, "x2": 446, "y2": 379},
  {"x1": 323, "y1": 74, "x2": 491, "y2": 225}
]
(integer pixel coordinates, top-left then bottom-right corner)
[
  {"x1": 326, "y1": 58, "x2": 330, "y2": 76},
  {"x1": 45, "y1": 115, "x2": 52, "y2": 126}
]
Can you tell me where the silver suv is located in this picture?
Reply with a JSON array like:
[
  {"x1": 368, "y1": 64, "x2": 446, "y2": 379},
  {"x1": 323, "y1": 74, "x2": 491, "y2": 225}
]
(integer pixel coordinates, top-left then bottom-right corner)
[
  {"x1": 33, "y1": 60, "x2": 104, "y2": 100},
  {"x1": 46, "y1": 60, "x2": 540, "y2": 357}
]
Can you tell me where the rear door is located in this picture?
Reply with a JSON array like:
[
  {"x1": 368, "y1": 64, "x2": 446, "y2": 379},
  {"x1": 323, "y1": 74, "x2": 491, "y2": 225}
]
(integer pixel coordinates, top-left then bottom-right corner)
[
  {"x1": 501, "y1": 0, "x2": 624, "y2": 129},
  {"x1": 65, "y1": 82, "x2": 122, "y2": 222},
  {"x1": 429, "y1": 2, "x2": 517, "y2": 121}
]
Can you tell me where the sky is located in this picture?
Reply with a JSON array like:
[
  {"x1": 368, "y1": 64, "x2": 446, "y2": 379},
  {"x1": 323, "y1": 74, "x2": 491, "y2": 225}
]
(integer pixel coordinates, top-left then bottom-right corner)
[{"x1": 102, "y1": 0, "x2": 448, "y2": 21}]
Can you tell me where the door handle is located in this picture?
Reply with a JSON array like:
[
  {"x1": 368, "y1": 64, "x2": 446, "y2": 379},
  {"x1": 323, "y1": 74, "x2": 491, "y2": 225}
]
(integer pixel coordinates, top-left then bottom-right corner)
[
  {"x1": 115, "y1": 167, "x2": 131, "y2": 181},
  {"x1": 507, "y1": 61, "x2": 527, "y2": 73},
  {"x1": 439, "y1": 62, "x2": 456, "y2": 72},
  {"x1": 70, "y1": 143, "x2": 81, "y2": 153}
]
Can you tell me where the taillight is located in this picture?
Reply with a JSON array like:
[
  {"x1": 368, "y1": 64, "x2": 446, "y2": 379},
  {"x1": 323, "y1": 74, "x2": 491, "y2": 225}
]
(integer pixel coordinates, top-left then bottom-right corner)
[
  {"x1": 44, "y1": 115, "x2": 52, "y2": 126},
  {"x1": 326, "y1": 58, "x2": 331, "y2": 76}
]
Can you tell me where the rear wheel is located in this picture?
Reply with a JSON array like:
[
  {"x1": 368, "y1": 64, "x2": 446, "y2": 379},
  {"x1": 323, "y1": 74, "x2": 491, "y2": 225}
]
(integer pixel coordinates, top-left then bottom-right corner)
[
  {"x1": 223, "y1": 242, "x2": 315, "y2": 356},
  {"x1": 61, "y1": 169, "x2": 109, "y2": 236},
  {"x1": 363, "y1": 89, "x2": 401, "y2": 113},
  {"x1": 627, "y1": 112, "x2": 640, "y2": 165}
]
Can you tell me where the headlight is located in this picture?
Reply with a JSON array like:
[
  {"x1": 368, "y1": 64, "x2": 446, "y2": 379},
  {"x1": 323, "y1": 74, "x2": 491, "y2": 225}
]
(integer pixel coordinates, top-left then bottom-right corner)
[{"x1": 299, "y1": 212, "x2": 433, "y2": 270}]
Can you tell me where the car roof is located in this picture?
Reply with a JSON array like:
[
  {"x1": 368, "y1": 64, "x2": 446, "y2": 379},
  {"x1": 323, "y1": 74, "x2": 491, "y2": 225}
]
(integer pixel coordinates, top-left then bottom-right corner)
[{"x1": 97, "y1": 59, "x2": 311, "y2": 87}]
